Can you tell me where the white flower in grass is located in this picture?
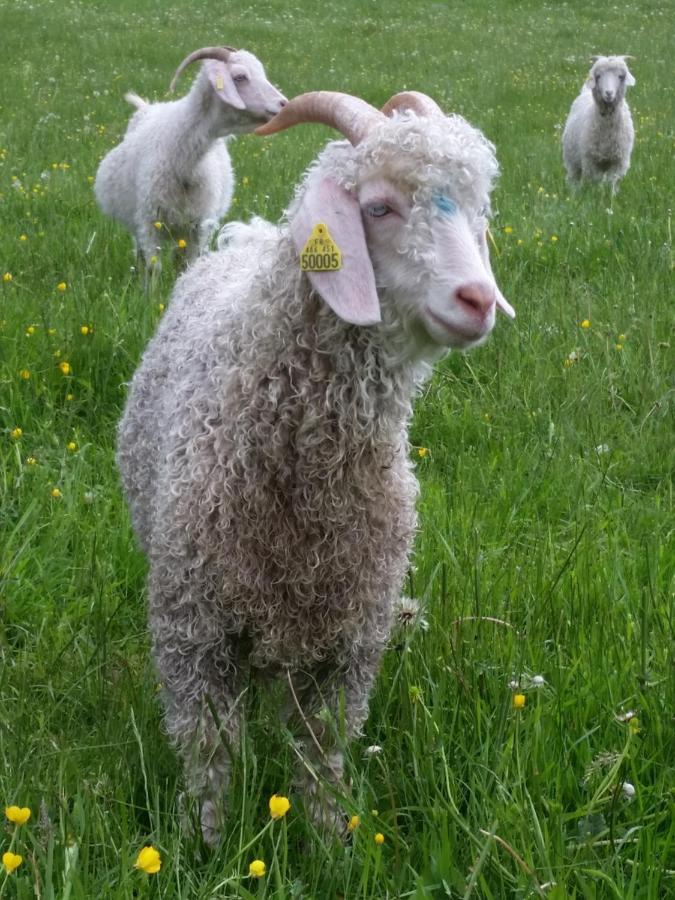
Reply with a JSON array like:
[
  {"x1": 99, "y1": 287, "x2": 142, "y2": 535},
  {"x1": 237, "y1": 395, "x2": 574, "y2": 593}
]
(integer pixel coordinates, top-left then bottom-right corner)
[
  {"x1": 393, "y1": 596, "x2": 428, "y2": 631},
  {"x1": 531, "y1": 675, "x2": 545, "y2": 688},
  {"x1": 615, "y1": 710, "x2": 637, "y2": 723},
  {"x1": 508, "y1": 679, "x2": 520, "y2": 691},
  {"x1": 621, "y1": 782, "x2": 636, "y2": 801},
  {"x1": 364, "y1": 745, "x2": 383, "y2": 758}
]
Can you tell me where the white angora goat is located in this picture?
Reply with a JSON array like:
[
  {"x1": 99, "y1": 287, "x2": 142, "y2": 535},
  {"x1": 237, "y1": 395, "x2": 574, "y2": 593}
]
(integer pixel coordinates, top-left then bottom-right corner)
[
  {"x1": 94, "y1": 46, "x2": 286, "y2": 276},
  {"x1": 117, "y1": 90, "x2": 515, "y2": 845},
  {"x1": 562, "y1": 55, "x2": 635, "y2": 194}
]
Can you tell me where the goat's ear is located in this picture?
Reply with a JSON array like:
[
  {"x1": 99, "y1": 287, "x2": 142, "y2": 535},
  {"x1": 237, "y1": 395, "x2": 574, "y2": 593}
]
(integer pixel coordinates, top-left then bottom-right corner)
[
  {"x1": 207, "y1": 61, "x2": 246, "y2": 110},
  {"x1": 624, "y1": 66, "x2": 636, "y2": 86},
  {"x1": 290, "y1": 177, "x2": 381, "y2": 326}
]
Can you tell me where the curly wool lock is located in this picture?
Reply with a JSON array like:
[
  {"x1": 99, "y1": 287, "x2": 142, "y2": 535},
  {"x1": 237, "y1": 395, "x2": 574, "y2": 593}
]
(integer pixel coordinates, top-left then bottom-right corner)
[{"x1": 118, "y1": 90, "x2": 513, "y2": 847}]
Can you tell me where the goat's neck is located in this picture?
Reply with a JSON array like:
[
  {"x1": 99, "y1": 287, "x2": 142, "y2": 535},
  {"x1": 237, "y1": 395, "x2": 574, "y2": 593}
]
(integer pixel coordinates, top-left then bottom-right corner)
[{"x1": 168, "y1": 84, "x2": 246, "y2": 178}]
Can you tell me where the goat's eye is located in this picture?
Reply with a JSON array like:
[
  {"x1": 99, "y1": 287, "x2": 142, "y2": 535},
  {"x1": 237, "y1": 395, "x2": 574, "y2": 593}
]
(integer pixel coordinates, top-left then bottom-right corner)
[
  {"x1": 365, "y1": 203, "x2": 391, "y2": 218},
  {"x1": 233, "y1": 74, "x2": 248, "y2": 84},
  {"x1": 619, "y1": 72, "x2": 626, "y2": 81}
]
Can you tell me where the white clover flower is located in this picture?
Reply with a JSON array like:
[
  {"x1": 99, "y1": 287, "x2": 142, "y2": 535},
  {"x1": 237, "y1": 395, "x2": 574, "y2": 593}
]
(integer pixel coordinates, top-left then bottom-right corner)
[
  {"x1": 508, "y1": 679, "x2": 520, "y2": 691},
  {"x1": 621, "y1": 782, "x2": 636, "y2": 801},
  {"x1": 364, "y1": 745, "x2": 383, "y2": 758},
  {"x1": 531, "y1": 675, "x2": 545, "y2": 687}
]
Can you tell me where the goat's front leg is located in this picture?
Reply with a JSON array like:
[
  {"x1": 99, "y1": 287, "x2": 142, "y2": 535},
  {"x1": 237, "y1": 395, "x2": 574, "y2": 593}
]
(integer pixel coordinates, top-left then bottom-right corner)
[
  {"x1": 149, "y1": 578, "x2": 246, "y2": 847},
  {"x1": 288, "y1": 642, "x2": 384, "y2": 833}
]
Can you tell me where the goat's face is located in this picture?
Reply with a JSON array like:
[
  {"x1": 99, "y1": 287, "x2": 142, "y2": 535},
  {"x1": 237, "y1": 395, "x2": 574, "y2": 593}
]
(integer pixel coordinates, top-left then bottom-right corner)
[
  {"x1": 358, "y1": 178, "x2": 512, "y2": 350},
  {"x1": 208, "y1": 50, "x2": 287, "y2": 122},
  {"x1": 588, "y1": 57, "x2": 635, "y2": 109}
]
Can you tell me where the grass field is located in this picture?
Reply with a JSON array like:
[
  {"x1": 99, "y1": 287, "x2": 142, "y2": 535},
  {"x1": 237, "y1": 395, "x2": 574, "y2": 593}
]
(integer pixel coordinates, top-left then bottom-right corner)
[{"x1": 0, "y1": 0, "x2": 673, "y2": 896}]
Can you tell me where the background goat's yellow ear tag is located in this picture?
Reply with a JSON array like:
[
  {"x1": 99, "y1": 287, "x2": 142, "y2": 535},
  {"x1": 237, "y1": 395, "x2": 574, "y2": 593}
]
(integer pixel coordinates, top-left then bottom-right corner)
[
  {"x1": 215, "y1": 76, "x2": 224, "y2": 90},
  {"x1": 300, "y1": 223, "x2": 342, "y2": 271}
]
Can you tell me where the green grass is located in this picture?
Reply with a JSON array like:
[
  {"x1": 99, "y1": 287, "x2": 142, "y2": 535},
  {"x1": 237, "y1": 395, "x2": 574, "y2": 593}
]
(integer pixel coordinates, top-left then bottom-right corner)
[{"x1": 1, "y1": 0, "x2": 673, "y2": 896}]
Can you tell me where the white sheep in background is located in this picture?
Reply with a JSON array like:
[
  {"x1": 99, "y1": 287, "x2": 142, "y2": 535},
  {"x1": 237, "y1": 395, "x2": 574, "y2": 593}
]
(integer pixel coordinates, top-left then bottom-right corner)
[
  {"x1": 562, "y1": 55, "x2": 635, "y2": 194},
  {"x1": 94, "y1": 46, "x2": 286, "y2": 279},
  {"x1": 117, "y1": 90, "x2": 515, "y2": 846}
]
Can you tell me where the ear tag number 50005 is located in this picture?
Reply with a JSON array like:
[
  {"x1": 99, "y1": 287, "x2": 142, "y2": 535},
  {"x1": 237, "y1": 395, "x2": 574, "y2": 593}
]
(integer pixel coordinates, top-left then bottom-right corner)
[{"x1": 300, "y1": 223, "x2": 342, "y2": 272}]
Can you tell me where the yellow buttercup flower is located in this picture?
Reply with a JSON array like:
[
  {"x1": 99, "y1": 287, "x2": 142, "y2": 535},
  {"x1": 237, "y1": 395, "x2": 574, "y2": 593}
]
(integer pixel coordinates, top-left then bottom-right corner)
[
  {"x1": 19, "y1": 369, "x2": 30, "y2": 379},
  {"x1": 154, "y1": 221, "x2": 162, "y2": 230},
  {"x1": 26, "y1": 457, "x2": 37, "y2": 466},
  {"x1": 269, "y1": 794, "x2": 290, "y2": 819},
  {"x1": 177, "y1": 239, "x2": 187, "y2": 249},
  {"x1": 2, "y1": 852, "x2": 23, "y2": 874},
  {"x1": 513, "y1": 693, "x2": 526, "y2": 710},
  {"x1": 374, "y1": 832, "x2": 385, "y2": 845},
  {"x1": 51, "y1": 487, "x2": 62, "y2": 499},
  {"x1": 417, "y1": 447, "x2": 429, "y2": 458},
  {"x1": 19, "y1": 234, "x2": 28, "y2": 241},
  {"x1": 150, "y1": 255, "x2": 158, "y2": 266},
  {"x1": 347, "y1": 815, "x2": 360, "y2": 832},
  {"x1": 580, "y1": 319, "x2": 590, "y2": 329},
  {"x1": 134, "y1": 845, "x2": 161, "y2": 874},
  {"x1": 59, "y1": 361, "x2": 71, "y2": 375},
  {"x1": 56, "y1": 281, "x2": 67, "y2": 292},
  {"x1": 2, "y1": 272, "x2": 13, "y2": 282},
  {"x1": 249, "y1": 859, "x2": 266, "y2": 878},
  {"x1": 503, "y1": 226, "x2": 513, "y2": 234},
  {"x1": 5, "y1": 806, "x2": 31, "y2": 825},
  {"x1": 10, "y1": 427, "x2": 23, "y2": 440},
  {"x1": 80, "y1": 325, "x2": 89, "y2": 335},
  {"x1": 67, "y1": 441, "x2": 77, "y2": 451}
]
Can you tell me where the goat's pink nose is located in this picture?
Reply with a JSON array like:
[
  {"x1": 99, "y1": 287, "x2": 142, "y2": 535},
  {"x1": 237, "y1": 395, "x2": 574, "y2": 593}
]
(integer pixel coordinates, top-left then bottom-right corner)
[{"x1": 454, "y1": 283, "x2": 495, "y2": 319}]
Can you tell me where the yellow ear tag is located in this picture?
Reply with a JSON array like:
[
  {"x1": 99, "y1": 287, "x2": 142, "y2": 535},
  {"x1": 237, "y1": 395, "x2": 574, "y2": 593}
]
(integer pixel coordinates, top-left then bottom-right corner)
[
  {"x1": 215, "y1": 76, "x2": 224, "y2": 90},
  {"x1": 300, "y1": 223, "x2": 342, "y2": 271}
]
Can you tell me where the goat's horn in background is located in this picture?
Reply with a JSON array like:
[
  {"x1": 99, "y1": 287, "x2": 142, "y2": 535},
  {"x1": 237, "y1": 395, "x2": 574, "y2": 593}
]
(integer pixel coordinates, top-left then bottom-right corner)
[
  {"x1": 169, "y1": 46, "x2": 237, "y2": 92},
  {"x1": 255, "y1": 91, "x2": 384, "y2": 146},
  {"x1": 381, "y1": 91, "x2": 444, "y2": 118}
]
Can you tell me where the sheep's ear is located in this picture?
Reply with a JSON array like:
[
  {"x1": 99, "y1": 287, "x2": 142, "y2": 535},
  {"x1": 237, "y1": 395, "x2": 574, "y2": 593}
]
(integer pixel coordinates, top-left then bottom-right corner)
[
  {"x1": 207, "y1": 61, "x2": 246, "y2": 110},
  {"x1": 290, "y1": 177, "x2": 381, "y2": 326}
]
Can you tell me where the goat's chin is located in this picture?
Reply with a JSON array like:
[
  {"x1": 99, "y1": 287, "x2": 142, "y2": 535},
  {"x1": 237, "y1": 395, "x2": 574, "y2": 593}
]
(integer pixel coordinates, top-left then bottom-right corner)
[{"x1": 423, "y1": 308, "x2": 493, "y2": 350}]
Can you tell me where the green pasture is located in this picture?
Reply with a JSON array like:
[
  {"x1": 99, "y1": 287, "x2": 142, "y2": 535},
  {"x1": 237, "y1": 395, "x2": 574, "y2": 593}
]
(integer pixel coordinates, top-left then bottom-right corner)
[{"x1": 0, "y1": 0, "x2": 672, "y2": 896}]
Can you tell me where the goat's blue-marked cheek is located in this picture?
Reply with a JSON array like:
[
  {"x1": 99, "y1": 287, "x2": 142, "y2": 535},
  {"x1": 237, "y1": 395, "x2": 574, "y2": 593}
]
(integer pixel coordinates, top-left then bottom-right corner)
[{"x1": 433, "y1": 195, "x2": 457, "y2": 217}]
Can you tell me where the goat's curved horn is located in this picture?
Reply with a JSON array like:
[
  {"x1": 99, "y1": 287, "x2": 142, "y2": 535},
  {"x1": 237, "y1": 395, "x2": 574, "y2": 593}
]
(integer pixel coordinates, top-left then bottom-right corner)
[
  {"x1": 255, "y1": 91, "x2": 384, "y2": 146},
  {"x1": 381, "y1": 91, "x2": 444, "y2": 118},
  {"x1": 169, "y1": 46, "x2": 237, "y2": 92}
]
